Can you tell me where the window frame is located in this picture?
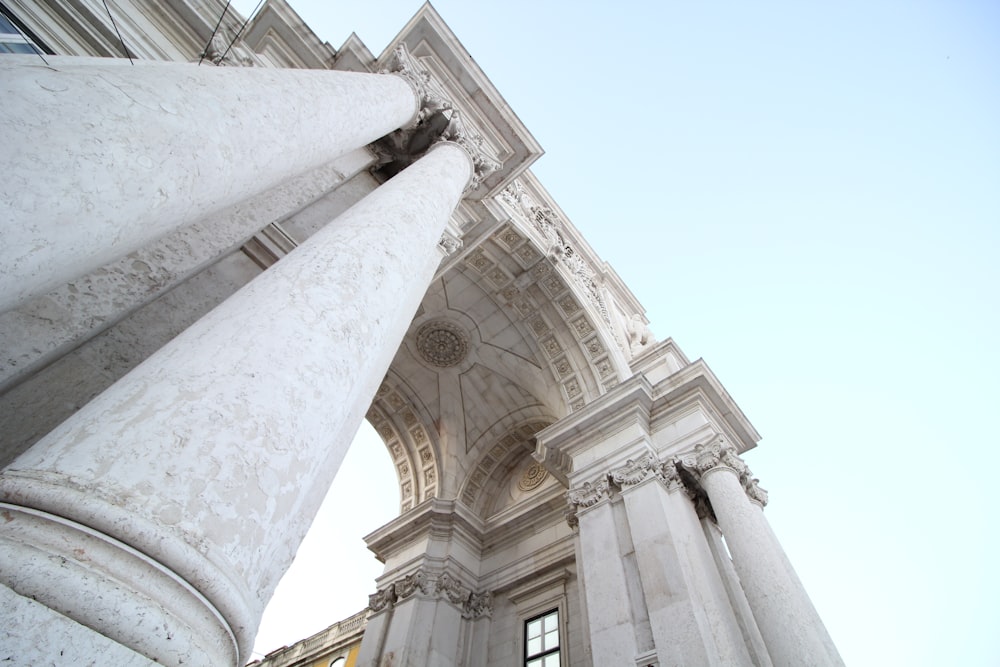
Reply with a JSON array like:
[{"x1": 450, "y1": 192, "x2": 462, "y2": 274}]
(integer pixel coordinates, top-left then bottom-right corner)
[{"x1": 523, "y1": 608, "x2": 561, "y2": 667}]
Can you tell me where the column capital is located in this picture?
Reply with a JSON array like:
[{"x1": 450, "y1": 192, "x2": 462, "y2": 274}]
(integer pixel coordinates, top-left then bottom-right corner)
[
  {"x1": 686, "y1": 438, "x2": 768, "y2": 507},
  {"x1": 369, "y1": 568, "x2": 493, "y2": 619},
  {"x1": 567, "y1": 476, "x2": 612, "y2": 511},
  {"x1": 609, "y1": 452, "x2": 660, "y2": 488},
  {"x1": 376, "y1": 44, "x2": 499, "y2": 193}
]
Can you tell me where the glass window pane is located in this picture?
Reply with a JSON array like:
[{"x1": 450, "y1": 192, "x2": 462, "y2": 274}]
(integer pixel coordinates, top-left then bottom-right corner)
[
  {"x1": 527, "y1": 636, "x2": 541, "y2": 656},
  {"x1": 544, "y1": 629, "x2": 558, "y2": 649},
  {"x1": 544, "y1": 654, "x2": 561, "y2": 667},
  {"x1": 543, "y1": 612, "x2": 558, "y2": 632},
  {"x1": 527, "y1": 659, "x2": 542, "y2": 667},
  {"x1": 527, "y1": 619, "x2": 542, "y2": 639}
]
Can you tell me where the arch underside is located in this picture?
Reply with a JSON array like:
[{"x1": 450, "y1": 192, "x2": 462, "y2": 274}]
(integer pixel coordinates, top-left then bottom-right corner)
[{"x1": 365, "y1": 178, "x2": 645, "y2": 518}]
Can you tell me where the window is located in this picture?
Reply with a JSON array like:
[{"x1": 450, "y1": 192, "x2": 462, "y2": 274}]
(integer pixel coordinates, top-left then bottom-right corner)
[
  {"x1": 329, "y1": 659, "x2": 346, "y2": 667},
  {"x1": 0, "y1": 11, "x2": 45, "y2": 54},
  {"x1": 524, "y1": 609, "x2": 560, "y2": 667}
]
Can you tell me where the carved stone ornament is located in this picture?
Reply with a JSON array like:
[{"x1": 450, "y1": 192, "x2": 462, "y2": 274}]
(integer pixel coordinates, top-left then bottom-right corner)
[
  {"x1": 464, "y1": 590, "x2": 494, "y2": 619},
  {"x1": 416, "y1": 319, "x2": 469, "y2": 367},
  {"x1": 745, "y1": 477, "x2": 770, "y2": 507},
  {"x1": 610, "y1": 454, "x2": 658, "y2": 488},
  {"x1": 690, "y1": 438, "x2": 768, "y2": 506},
  {"x1": 659, "y1": 457, "x2": 685, "y2": 492},
  {"x1": 517, "y1": 462, "x2": 549, "y2": 492},
  {"x1": 394, "y1": 570, "x2": 431, "y2": 600},
  {"x1": 379, "y1": 43, "x2": 499, "y2": 192},
  {"x1": 436, "y1": 572, "x2": 472, "y2": 607},
  {"x1": 499, "y1": 179, "x2": 626, "y2": 352},
  {"x1": 567, "y1": 476, "x2": 611, "y2": 509},
  {"x1": 368, "y1": 585, "x2": 397, "y2": 612},
  {"x1": 438, "y1": 231, "x2": 463, "y2": 256}
]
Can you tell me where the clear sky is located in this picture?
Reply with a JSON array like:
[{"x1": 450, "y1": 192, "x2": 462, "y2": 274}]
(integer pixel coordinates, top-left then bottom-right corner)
[{"x1": 241, "y1": 1, "x2": 1000, "y2": 663}]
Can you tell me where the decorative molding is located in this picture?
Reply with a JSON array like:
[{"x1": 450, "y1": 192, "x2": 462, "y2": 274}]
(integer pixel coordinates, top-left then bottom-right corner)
[{"x1": 499, "y1": 180, "x2": 624, "y2": 351}]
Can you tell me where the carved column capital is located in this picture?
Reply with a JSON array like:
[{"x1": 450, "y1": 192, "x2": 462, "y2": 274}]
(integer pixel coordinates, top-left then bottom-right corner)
[
  {"x1": 368, "y1": 584, "x2": 397, "y2": 613},
  {"x1": 609, "y1": 453, "x2": 659, "y2": 488},
  {"x1": 379, "y1": 44, "x2": 499, "y2": 192},
  {"x1": 464, "y1": 590, "x2": 494, "y2": 620},
  {"x1": 688, "y1": 438, "x2": 768, "y2": 507},
  {"x1": 658, "y1": 457, "x2": 686, "y2": 493},
  {"x1": 393, "y1": 569, "x2": 432, "y2": 601},
  {"x1": 567, "y1": 476, "x2": 612, "y2": 510},
  {"x1": 436, "y1": 571, "x2": 472, "y2": 607}
]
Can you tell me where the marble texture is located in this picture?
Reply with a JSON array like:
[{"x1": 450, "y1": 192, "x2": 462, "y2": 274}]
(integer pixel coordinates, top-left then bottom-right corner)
[
  {"x1": 0, "y1": 143, "x2": 471, "y2": 666},
  {"x1": 0, "y1": 56, "x2": 418, "y2": 311}
]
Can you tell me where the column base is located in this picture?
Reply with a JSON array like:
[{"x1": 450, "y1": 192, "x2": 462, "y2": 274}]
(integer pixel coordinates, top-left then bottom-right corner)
[
  {"x1": 1, "y1": 583, "x2": 157, "y2": 666},
  {"x1": 0, "y1": 502, "x2": 239, "y2": 667}
]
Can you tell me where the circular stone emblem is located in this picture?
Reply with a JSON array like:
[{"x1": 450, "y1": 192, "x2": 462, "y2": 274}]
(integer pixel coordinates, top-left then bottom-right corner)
[
  {"x1": 416, "y1": 320, "x2": 470, "y2": 367},
  {"x1": 518, "y1": 462, "x2": 549, "y2": 492}
]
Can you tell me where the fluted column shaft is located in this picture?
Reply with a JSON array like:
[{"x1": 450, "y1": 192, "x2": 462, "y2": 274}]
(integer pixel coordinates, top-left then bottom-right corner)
[
  {"x1": 696, "y1": 443, "x2": 843, "y2": 667},
  {"x1": 0, "y1": 142, "x2": 472, "y2": 666},
  {"x1": 0, "y1": 56, "x2": 420, "y2": 312}
]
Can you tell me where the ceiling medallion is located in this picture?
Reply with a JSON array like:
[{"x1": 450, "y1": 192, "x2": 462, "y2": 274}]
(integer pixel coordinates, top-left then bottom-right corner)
[
  {"x1": 517, "y1": 462, "x2": 549, "y2": 492},
  {"x1": 416, "y1": 320, "x2": 470, "y2": 368}
]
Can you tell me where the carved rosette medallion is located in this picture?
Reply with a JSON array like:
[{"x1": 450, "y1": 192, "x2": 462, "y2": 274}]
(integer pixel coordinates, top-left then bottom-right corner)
[
  {"x1": 517, "y1": 462, "x2": 549, "y2": 492},
  {"x1": 416, "y1": 320, "x2": 469, "y2": 367}
]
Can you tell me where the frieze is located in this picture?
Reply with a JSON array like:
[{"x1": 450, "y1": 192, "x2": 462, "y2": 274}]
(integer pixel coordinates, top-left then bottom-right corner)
[{"x1": 500, "y1": 179, "x2": 623, "y2": 350}]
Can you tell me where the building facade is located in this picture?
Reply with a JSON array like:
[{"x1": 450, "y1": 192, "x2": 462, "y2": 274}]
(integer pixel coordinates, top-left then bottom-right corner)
[{"x1": 0, "y1": 1, "x2": 843, "y2": 665}]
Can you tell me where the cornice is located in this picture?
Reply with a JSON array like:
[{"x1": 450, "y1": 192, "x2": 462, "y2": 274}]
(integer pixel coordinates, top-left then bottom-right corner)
[
  {"x1": 363, "y1": 497, "x2": 485, "y2": 563},
  {"x1": 649, "y1": 359, "x2": 761, "y2": 453},
  {"x1": 373, "y1": 3, "x2": 543, "y2": 199}
]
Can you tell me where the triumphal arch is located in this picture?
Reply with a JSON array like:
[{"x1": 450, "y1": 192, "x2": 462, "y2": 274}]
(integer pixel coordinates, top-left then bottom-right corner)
[{"x1": 0, "y1": 2, "x2": 843, "y2": 665}]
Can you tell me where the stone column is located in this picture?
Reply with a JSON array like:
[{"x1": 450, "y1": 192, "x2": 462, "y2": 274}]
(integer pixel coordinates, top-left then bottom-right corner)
[
  {"x1": 610, "y1": 455, "x2": 758, "y2": 666},
  {"x1": 0, "y1": 55, "x2": 420, "y2": 312},
  {"x1": 692, "y1": 439, "x2": 844, "y2": 667},
  {"x1": 0, "y1": 141, "x2": 473, "y2": 667}
]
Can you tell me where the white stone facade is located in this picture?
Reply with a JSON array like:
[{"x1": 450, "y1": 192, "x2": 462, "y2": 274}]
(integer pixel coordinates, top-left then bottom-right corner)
[{"x1": 0, "y1": 2, "x2": 843, "y2": 666}]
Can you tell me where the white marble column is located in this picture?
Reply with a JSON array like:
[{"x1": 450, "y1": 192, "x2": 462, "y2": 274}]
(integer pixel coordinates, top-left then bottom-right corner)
[
  {"x1": 0, "y1": 141, "x2": 472, "y2": 667},
  {"x1": 693, "y1": 440, "x2": 844, "y2": 667},
  {"x1": 0, "y1": 55, "x2": 420, "y2": 312},
  {"x1": 611, "y1": 456, "x2": 759, "y2": 666}
]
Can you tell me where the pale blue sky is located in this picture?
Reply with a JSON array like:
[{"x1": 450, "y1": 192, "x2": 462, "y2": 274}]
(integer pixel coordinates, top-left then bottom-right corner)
[{"x1": 243, "y1": 1, "x2": 1000, "y2": 663}]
